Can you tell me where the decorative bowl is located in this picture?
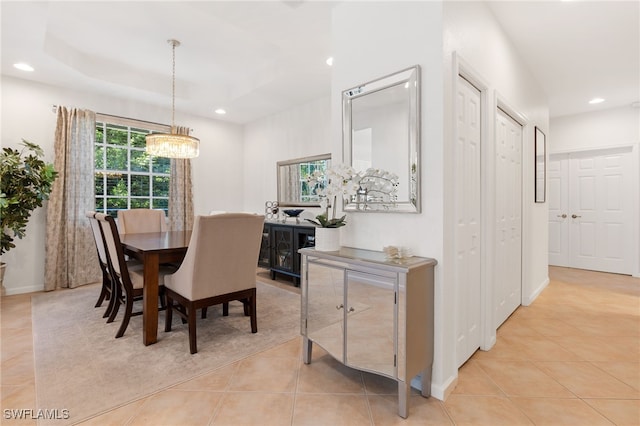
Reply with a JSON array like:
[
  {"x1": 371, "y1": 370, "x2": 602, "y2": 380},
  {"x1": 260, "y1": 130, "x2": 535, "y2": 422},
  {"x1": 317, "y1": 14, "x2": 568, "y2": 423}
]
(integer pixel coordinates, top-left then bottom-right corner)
[{"x1": 283, "y1": 209, "x2": 304, "y2": 217}]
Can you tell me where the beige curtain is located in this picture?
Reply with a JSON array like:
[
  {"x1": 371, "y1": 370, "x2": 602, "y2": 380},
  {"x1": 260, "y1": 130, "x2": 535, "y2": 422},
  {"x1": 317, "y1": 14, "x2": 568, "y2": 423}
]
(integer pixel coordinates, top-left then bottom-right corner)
[
  {"x1": 168, "y1": 125, "x2": 194, "y2": 231},
  {"x1": 44, "y1": 107, "x2": 100, "y2": 290}
]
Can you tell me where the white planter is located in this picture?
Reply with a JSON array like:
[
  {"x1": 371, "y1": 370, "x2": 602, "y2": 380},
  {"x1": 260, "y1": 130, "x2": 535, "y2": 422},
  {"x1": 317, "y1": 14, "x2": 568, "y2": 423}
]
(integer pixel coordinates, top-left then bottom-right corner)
[{"x1": 314, "y1": 227, "x2": 341, "y2": 251}]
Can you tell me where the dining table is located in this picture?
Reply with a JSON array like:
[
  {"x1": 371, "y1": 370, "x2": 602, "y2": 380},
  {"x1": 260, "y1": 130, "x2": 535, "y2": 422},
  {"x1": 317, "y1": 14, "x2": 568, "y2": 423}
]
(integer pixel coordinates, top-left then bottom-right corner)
[{"x1": 120, "y1": 230, "x2": 191, "y2": 345}]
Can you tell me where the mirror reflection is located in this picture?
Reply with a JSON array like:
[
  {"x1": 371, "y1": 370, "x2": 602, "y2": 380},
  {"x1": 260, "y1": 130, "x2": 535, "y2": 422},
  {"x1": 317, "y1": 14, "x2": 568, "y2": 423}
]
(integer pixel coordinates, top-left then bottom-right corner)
[
  {"x1": 277, "y1": 154, "x2": 331, "y2": 207},
  {"x1": 343, "y1": 66, "x2": 420, "y2": 213}
]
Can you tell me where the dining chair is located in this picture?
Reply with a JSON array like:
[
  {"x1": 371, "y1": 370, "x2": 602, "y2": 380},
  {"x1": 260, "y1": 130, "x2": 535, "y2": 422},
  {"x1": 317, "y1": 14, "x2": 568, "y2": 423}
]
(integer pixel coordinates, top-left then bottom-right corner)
[
  {"x1": 163, "y1": 213, "x2": 265, "y2": 354},
  {"x1": 95, "y1": 213, "x2": 174, "y2": 338},
  {"x1": 116, "y1": 208, "x2": 168, "y2": 234},
  {"x1": 86, "y1": 211, "x2": 115, "y2": 319}
]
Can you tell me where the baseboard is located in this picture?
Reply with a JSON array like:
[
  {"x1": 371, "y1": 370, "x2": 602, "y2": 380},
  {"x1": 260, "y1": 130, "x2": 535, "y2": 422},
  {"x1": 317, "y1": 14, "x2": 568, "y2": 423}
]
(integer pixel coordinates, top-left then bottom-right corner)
[
  {"x1": 522, "y1": 276, "x2": 549, "y2": 306},
  {"x1": 4, "y1": 283, "x2": 44, "y2": 296},
  {"x1": 429, "y1": 373, "x2": 458, "y2": 401}
]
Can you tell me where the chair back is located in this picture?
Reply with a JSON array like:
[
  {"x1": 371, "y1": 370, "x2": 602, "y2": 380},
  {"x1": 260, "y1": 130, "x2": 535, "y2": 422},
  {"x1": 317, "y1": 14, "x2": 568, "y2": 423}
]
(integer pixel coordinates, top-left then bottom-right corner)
[
  {"x1": 95, "y1": 213, "x2": 132, "y2": 285},
  {"x1": 171, "y1": 213, "x2": 264, "y2": 300},
  {"x1": 86, "y1": 211, "x2": 108, "y2": 267},
  {"x1": 117, "y1": 209, "x2": 168, "y2": 234}
]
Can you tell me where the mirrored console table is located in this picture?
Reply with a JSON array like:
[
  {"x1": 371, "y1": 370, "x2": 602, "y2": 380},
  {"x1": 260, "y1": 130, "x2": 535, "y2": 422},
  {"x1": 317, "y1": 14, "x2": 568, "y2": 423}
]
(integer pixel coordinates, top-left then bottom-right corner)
[{"x1": 299, "y1": 247, "x2": 436, "y2": 418}]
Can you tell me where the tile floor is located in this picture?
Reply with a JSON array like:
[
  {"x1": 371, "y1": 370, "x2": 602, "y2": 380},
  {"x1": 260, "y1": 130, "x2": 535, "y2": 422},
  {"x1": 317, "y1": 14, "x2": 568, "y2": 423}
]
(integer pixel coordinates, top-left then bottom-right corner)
[{"x1": 1, "y1": 266, "x2": 639, "y2": 425}]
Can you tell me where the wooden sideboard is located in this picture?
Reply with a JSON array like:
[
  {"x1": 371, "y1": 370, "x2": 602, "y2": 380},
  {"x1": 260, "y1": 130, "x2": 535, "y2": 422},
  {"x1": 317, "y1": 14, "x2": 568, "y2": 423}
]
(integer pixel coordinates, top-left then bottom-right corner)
[
  {"x1": 258, "y1": 221, "x2": 315, "y2": 285},
  {"x1": 299, "y1": 246, "x2": 436, "y2": 418}
]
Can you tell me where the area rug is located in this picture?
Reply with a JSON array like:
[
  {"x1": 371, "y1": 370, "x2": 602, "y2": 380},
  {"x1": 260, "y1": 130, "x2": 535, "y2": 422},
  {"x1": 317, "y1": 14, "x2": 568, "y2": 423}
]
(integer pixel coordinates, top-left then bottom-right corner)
[{"x1": 32, "y1": 280, "x2": 301, "y2": 425}]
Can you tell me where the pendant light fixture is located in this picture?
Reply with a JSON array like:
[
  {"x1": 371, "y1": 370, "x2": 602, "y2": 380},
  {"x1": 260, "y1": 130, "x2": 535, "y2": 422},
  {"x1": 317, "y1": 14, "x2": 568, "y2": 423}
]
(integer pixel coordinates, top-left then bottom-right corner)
[{"x1": 146, "y1": 39, "x2": 200, "y2": 159}]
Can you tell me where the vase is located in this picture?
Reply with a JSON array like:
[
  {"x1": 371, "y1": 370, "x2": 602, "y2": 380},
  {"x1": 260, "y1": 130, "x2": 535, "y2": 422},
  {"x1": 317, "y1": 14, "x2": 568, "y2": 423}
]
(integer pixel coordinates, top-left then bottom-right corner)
[{"x1": 314, "y1": 227, "x2": 341, "y2": 251}]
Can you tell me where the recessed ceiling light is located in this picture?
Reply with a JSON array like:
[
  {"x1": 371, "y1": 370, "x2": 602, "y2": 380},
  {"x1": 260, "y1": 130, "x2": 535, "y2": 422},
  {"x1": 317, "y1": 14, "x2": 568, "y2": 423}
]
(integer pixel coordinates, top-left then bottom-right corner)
[
  {"x1": 214, "y1": 108, "x2": 226, "y2": 115},
  {"x1": 14, "y1": 63, "x2": 34, "y2": 72},
  {"x1": 326, "y1": 57, "x2": 333, "y2": 66},
  {"x1": 588, "y1": 97, "x2": 605, "y2": 104}
]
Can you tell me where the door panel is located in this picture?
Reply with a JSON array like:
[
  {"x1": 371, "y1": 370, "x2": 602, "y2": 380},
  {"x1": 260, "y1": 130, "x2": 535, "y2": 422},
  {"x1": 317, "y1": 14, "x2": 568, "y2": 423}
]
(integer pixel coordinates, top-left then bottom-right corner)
[
  {"x1": 494, "y1": 108, "x2": 522, "y2": 329},
  {"x1": 454, "y1": 76, "x2": 482, "y2": 367},
  {"x1": 548, "y1": 155, "x2": 569, "y2": 266}
]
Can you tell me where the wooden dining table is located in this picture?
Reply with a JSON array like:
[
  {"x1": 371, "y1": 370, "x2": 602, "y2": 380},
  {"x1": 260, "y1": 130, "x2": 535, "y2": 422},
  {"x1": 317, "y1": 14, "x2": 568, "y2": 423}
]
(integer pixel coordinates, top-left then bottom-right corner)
[{"x1": 120, "y1": 230, "x2": 191, "y2": 345}]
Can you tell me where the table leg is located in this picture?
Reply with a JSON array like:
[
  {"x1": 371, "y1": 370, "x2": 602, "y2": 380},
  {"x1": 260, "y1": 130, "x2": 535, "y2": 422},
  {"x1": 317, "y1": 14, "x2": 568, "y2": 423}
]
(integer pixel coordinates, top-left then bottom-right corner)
[
  {"x1": 398, "y1": 380, "x2": 410, "y2": 418},
  {"x1": 143, "y1": 253, "x2": 160, "y2": 346}
]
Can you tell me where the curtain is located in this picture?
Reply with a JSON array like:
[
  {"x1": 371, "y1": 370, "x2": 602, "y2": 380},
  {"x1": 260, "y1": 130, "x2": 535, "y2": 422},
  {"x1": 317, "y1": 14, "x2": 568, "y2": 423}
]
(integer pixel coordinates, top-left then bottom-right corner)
[
  {"x1": 168, "y1": 125, "x2": 194, "y2": 231},
  {"x1": 44, "y1": 107, "x2": 99, "y2": 290}
]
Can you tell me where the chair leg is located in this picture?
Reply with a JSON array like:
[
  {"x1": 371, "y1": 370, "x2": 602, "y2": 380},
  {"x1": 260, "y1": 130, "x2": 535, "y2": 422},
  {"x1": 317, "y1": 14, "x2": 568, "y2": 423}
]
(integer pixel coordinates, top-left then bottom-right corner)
[
  {"x1": 222, "y1": 302, "x2": 229, "y2": 316},
  {"x1": 165, "y1": 294, "x2": 173, "y2": 332},
  {"x1": 242, "y1": 298, "x2": 250, "y2": 316},
  {"x1": 201, "y1": 307, "x2": 207, "y2": 319},
  {"x1": 106, "y1": 281, "x2": 121, "y2": 324},
  {"x1": 249, "y1": 290, "x2": 257, "y2": 333},
  {"x1": 116, "y1": 287, "x2": 134, "y2": 338},
  {"x1": 95, "y1": 275, "x2": 109, "y2": 308},
  {"x1": 188, "y1": 303, "x2": 198, "y2": 354}
]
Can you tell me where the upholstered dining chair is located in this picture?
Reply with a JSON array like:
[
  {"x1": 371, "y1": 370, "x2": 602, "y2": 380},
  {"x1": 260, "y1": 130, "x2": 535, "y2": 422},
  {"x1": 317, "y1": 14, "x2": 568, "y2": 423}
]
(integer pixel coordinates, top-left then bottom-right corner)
[
  {"x1": 95, "y1": 213, "x2": 174, "y2": 338},
  {"x1": 117, "y1": 208, "x2": 168, "y2": 234},
  {"x1": 164, "y1": 213, "x2": 265, "y2": 354},
  {"x1": 86, "y1": 211, "x2": 115, "y2": 319}
]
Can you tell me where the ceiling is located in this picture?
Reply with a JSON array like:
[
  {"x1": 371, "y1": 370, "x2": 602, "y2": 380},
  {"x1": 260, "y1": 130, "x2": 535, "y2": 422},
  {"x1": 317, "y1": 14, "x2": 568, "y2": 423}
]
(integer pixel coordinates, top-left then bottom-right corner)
[{"x1": 1, "y1": 1, "x2": 638, "y2": 124}]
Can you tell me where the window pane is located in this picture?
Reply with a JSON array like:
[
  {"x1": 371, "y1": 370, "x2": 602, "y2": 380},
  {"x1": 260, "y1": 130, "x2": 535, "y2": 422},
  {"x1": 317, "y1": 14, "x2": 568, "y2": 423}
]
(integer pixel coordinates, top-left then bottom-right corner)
[
  {"x1": 106, "y1": 125, "x2": 128, "y2": 146},
  {"x1": 106, "y1": 175, "x2": 127, "y2": 196},
  {"x1": 130, "y1": 150, "x2": 150, "y2": 172},
  {"x1": 130, "y1": 129, "x2": 148, "y2": 148},
  {"x1": 95, "y1": 125, "x2": 105, "y2": 143},
  {"x1": 95, "y1": 146, "x2": 105, "y2": 169},
  {"x1": 131, "y1": 198, "x2": 150, "y2": 209},
  {"x1": 106, "y1": 197, "x2": 127, "y2": 211},
  {"x1": 95, "y1": 197, "x2": 104, "y2": 211},
  {"x1": 152, "y1": 157, "x2": 170, "y2": 174},
  {"x1": 131, "y1": 175, "x2": 150, "y2": 196},
  {"x1": 106, "y1": 147, "x2": 128, "y2": 171},
  {"x1": 153, "y1": 176, "x2": 169, "y2": 197},
  {"x1": 153, "y1": 198, "x2": 168, "y2": 212},
  {"x1": 95, "y1": 173, "x2": 105, "y2": 195}
]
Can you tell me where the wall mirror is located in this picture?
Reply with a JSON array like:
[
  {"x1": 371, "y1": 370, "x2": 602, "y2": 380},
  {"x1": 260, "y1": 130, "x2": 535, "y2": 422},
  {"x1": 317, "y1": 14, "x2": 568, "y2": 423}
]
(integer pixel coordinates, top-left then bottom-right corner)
[
  {"x1": 343, "y1": 65, "x2": 421, "y2": 213},
  {"x1": 277, "y1": 154, "x2": 331, "y2": 207}
]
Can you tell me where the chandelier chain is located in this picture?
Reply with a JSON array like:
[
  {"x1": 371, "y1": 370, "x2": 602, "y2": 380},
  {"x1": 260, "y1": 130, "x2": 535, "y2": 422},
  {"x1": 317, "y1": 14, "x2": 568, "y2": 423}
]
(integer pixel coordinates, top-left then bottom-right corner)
[{"x1": 171, "y1": 40, "x2": 176, "y2": 128}]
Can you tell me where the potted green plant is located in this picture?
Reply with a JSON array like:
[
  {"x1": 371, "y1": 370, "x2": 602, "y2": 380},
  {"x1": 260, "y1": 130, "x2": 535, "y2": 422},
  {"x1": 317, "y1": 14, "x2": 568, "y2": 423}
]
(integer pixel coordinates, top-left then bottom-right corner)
[{"x1": 0, "y1": 140, "x2": 58, "y2": 293}]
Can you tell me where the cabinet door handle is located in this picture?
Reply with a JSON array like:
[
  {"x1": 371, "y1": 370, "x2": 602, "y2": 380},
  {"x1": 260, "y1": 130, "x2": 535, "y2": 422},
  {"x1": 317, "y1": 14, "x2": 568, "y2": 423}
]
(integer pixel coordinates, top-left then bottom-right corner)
[
  {"x1": 557, "y1": 214, "x2": 567, "y2": 218},
  {"x1": 336, "y1": 304, "x2": 344, "y2": 310},
  {"x1": 571, "y1": 214, "x2": 581, "y2": 219},
  {"x1": 348, "y1": 307, "x2": 355, "y2": 313}
]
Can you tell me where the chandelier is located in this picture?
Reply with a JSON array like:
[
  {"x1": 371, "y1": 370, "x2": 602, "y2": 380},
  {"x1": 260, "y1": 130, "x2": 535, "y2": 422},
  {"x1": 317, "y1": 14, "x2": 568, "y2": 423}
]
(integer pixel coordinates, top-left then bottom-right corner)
[{"x1": 146, "y1": 39, "x2": 200, "y2": 159}]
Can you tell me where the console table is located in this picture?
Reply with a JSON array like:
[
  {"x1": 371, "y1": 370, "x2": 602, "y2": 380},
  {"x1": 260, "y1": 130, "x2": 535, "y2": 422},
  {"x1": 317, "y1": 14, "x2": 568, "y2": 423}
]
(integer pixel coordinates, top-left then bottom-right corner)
[
  {"x1": 299, "y1": 246, "x2": 436, "y2": 418},
  {"x1": 259, "y1": 221, "x2": 315, "y2": 285}
]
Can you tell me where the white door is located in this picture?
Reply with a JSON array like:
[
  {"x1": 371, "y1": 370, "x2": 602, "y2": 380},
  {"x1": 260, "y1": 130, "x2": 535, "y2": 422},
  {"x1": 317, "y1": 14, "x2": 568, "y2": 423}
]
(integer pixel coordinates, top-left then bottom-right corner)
[
  {"x1": 568, "y1": 148, "x2": 633, "y2": 274},
  {"x1": 548, "y1": 154, "x2": 569, "y2": 266},
  {"x1": 494, "y1": 108, "x2": 522, "y2": 329},
  {"x1": 454, "y1": 76, "x2": 482, "y2": 367}
]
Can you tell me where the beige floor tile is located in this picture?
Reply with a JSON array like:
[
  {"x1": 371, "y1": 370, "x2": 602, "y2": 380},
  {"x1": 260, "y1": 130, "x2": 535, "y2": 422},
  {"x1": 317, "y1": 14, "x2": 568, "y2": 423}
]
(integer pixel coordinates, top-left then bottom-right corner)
[
  {"x1": 584, "y1": 398, "x2": 640, "y2": 426},
  {"x1": 172, "y1": 361, "x2": 239, "y2": 392},
  {"x1": 362, "y1": 371, "x2": 399, "y2": 395},
  {"x1": 477, "y1": 359, "x2": 575, "y2": 398},
  {"x1": 128, "y1": 389, "x2": 222, "y2": 425},
  {"x1": 368, "y1": 394, "x2": 453, "y2": 425},
  {"x1": 292, "y1": 393, "x2": 372, "y2": 426},
  {"x1": 511, "y1": 397, "x2": 614, "y2": 425},
  {"x1": 76, "y1": 399, "x2": 146, "y2": 426},
  {"x1": 1, "y1": 384, "x2": 36, "y2": 412},
  {"x1": 297, "y1": 353, "x2": 365, "y2": 394},
  {"x1": 536, "y1": 361, "x2": 640, "y2": 399},
  {"x1": 1, "y1": 352, "x2": 34, "y2": 386},
  {"x1": 227, "y1": 354, "x2": 299, "y2": 392},
  {"x1": 451, "y1": 360, "x2": 503, "y2": 396},
  {"x1": 444, "y1": 394, "x2": 534, "y2": 425},
  {"x1": 1, "y1": 327, "x2": 33, "y2": 362},
  {"x1": 258, "y1": 336, "x2": 302, "y2": 358},
  {"x1": 549, "y1": 334, "x2": 639, "y2": 362},
  {"x1": 591, "y1": 361, "x2": 640, "y2": 391},
  {"x1": 211, "y1": 392, "x2": 294, "y2": 426}
]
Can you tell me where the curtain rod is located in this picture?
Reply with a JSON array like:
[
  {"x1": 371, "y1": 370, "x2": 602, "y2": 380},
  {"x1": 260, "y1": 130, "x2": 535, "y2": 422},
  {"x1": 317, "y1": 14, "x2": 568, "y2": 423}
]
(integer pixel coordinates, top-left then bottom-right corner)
[{"x1": 51, "y1": 105, "x2": 194, "y2": 131}]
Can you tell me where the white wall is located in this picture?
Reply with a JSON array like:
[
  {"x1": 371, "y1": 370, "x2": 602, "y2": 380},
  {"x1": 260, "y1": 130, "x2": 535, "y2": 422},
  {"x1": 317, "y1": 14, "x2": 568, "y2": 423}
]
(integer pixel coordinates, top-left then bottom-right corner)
[
  {"x1": 443, "y1": 0, "x2": 549, "y2": 394},
  {"x1": 550, "y1": 106, "x2": 639, "y2": 153},
  {"x1": 0, "y1": 76, "x2": 244, "y2": 294},
  {"x1": 243, "y1": 96, "x2": 331, "y2": 215},
  {"x1": 332, "y1": 0, "x2": 446, "y2": 395}
]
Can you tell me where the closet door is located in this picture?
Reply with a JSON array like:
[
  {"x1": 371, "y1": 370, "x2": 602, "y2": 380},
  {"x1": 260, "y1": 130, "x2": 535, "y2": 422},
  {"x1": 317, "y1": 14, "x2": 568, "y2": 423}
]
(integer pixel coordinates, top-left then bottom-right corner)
[
  {"x1": 548, "y1": 155, "x2": 569, "y2": 266},
  {"x1": 454, "y1": 76, "x2": 482, "y2": 367},
  {"x1": 568, "y1": 148, "x2": 633, "y2": 274},
  {"x1": 494, "y1": 108, "x2": 522, "y2": 329}
]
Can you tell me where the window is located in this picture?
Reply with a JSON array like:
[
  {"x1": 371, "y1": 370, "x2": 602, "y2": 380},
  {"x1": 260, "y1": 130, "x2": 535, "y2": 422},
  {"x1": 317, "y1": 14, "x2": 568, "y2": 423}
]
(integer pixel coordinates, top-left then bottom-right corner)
[{"x1": 94, "y1": 120, "x2": 171, "y2": 216}]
